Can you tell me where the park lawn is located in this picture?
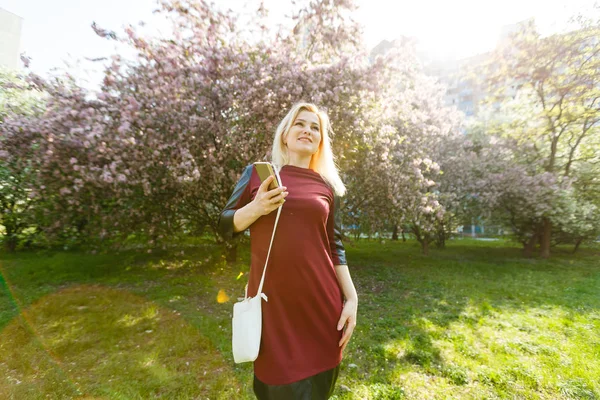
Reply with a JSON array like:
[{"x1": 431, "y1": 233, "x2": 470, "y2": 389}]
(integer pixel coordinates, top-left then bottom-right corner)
[{"x1": 0, "y1": 238, "x2": 598, "y2": 399}]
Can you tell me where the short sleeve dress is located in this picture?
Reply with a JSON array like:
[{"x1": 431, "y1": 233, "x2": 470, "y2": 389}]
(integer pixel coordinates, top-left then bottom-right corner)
[{"x1": 218, "y1": 164, "x2": 347, "y2": 386}]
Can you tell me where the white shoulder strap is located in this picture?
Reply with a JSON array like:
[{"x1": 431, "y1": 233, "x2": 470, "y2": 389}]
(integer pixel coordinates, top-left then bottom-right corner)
[{"x1": 253, "y1": 165, "x2": 284, "y2": 299}]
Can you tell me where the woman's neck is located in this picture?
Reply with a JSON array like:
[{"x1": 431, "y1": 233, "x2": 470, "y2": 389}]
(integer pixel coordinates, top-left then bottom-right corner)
[{"x1": 287, "y1": 153, "x2": 311, "y2": 169}]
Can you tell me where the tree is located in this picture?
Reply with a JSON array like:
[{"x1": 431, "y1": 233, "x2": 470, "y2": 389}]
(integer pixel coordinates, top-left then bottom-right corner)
[
  {"x1": 0, "y1": 0, "x2": 465, "y2": 257},
  {"x1": 479, "y1": 14, "x2": 600, "y2": 257},
  {"x1": 0, "y1": 67, "x2": 46, "y2": 251},
  {"x1": 0, "y1": 0, "x2": 394, "y2": 253}
]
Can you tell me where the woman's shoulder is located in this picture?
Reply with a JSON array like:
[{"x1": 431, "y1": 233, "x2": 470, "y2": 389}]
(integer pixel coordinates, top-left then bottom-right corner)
[
  {"x1": 235, "y1": 164, "x2": 254, "y2": 183},
  {"x1": 240, "y1": 163, "x2": 264, "y2": 190},
  {"x1": 241, "y1": 163, "x2": 254, "y2": 175}
]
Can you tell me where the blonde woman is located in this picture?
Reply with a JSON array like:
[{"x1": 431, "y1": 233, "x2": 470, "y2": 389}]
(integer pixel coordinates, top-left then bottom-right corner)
[{"x1": 219, "y1": 102, "x2": 358, "y2": 399}]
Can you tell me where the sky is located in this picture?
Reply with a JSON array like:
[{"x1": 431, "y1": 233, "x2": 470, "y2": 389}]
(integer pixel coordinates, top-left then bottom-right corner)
[{"x1": 0, "y1": 0, "x2": 597, "y2": 89}]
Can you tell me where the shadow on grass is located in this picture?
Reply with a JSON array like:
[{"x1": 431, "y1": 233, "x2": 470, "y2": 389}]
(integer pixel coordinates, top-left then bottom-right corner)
[{"x1": 340, "y1": 239, "x2": 600, "y2": 398}]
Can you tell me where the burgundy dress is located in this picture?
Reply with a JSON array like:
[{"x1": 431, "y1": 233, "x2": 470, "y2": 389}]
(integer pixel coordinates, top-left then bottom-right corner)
[{"x1": 219, "y1": 164, "x2": 347, "y2": 386}]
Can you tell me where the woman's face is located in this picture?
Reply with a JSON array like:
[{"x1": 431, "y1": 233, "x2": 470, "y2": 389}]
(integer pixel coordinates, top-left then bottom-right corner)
[{"x1": 284, "y1": 110, "x2": 322, "y2": 157}]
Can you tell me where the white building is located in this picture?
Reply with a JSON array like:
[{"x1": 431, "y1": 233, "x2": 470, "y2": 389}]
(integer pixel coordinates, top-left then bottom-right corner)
[
  {"x1": 420, "y1": 20, "x2": 530, "y2": 119},
  {"x1": 0, "y1": 7, "x2": 23, "y2": 69}
]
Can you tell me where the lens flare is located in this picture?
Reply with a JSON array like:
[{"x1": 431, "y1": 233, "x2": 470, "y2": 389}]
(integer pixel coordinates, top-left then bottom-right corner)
[
  {"x1": 216, "y1": 289, "x2": 230, "y2": 303},
  {"x1": 0, "y1": 261, "x2": 86, "y2": 396}
]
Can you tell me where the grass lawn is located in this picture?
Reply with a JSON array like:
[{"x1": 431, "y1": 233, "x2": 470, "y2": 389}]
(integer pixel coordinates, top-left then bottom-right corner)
[{"x1": 0, "y1": 238, "x2": 599, "y2": 399}]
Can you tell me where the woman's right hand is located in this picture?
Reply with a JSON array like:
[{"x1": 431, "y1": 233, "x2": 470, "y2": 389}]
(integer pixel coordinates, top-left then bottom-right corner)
[{"x1": 252, "y1": 175, "x2": 288, "y2": 217}]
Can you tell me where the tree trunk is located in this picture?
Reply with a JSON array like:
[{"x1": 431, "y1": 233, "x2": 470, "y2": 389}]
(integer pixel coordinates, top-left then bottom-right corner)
[
  {"x1": 437, "y1": 233, "x2": 446, "y2": 249},
  {"x1": 392, "y1": 225, "x2": 399, "y2": 241},
  {"x1": 572, "y1": 238, "x2": 583, "y2": 254},
  {"x1": 523, "y1": 231, "x2": 539, "y2": 258},
  {"x1": 4, "y1": 235, "x2": 17, "y2": 252},
  {"x1": 3, "y1": 223, "x2": 17, "y2": 252},
  {"x1": 76, "y1": 217, "x2": 88, "y2": 234},
  {"x1": 401, "y1": 228, "x2": 406, "y2": 242},
  {"x1": 540, "y1": 218, "x2": 552, "y2": 259},
  {"x1": 436, "y1": 222, "x2": 446, "y2": 249},
  {"x1": 225, "y1": 242, "x2": 238, "y2": 264},
  {"x1": 421, "y1": 239, "x2": 429, "y2": 255}
]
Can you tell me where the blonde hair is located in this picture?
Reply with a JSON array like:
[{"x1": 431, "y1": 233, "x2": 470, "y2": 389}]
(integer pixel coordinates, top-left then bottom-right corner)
[{"x1": 271, "y1": 102, "x2": 346, "y2": 197}]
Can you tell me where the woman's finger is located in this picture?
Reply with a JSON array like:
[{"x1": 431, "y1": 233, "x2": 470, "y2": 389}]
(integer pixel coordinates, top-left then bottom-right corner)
[
  {"x1": 341, "y1": 329, "x2": 354, "y2": 352},
  {"x1": 338, "y1": 320, "x2": 355, "y2": 348},
  {"x1": 337, "y1": 315, "x2": 351, "y2": 345},
  {"x1": 259, "y1": 175, "x2": 274, "y2": 192},
  {"x1": 337, "y1": 313, "x2": 349, "y2": 332},
  {"x1": 266, "y1": 186, "x2": 286, "y2": 199},
  {"x1": 270, "y1": 193, "x2": 283, "y2": 203},
  {"x1": 341, "y1": 338, "x2": 349, "y2": 352},
  {"x1": 339, "y1": 329, "x2": 352, "y2": 349},
  {"x1": 269, "y1": 192, "x2": 285, "y2": 204},
  {"x1": 339, "y1": 323, "x2": 352, "y2": 345}
]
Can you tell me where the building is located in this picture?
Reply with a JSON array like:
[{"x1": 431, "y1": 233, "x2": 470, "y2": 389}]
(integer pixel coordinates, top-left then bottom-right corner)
[
  {"x1": 420, "y1": 20, "x2": 531, "y2": 119},
  {"x1": 0, "y1": 7, "x2": 23, "y2": 69}
]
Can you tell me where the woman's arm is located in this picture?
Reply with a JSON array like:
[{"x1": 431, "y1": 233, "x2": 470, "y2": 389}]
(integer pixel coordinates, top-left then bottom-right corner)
[
  {"x1": 232, "y1": 201, "x2": 261, "y2": 233},
  {"x1": 334, "y1": 264, "x2": 358, "y2": 302},
  {"x1": 328, "y1": 194, "x2": 358, "y2": 351},
  {"x1": 218, "y1": 167, "x2": 288, "y2": 239},
  {"x1": 335, "y1": 264, "x2": 358, "y2": 352},
  {"x1": 218, "y1": 165, "x2": 254, "y2": 240},
  {"x1": 235, "y1": 175, "x2": 287, "y2": 231}
]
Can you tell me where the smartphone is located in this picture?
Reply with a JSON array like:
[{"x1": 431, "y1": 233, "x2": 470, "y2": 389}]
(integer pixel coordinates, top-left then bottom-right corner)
[{"x1": 254, "y1": 162, "x2": 280, "y2": 191}]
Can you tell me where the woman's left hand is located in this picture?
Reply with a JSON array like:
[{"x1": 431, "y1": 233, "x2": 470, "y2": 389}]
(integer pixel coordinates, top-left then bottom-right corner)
[{"x1": 337, "y1": 298, "x2": 358, "y2": 352}]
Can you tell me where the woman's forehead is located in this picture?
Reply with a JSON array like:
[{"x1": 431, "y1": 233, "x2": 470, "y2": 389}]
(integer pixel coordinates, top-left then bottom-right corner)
[{"x1": 295, "y1": 110, "x2": 320, "y2": 125}]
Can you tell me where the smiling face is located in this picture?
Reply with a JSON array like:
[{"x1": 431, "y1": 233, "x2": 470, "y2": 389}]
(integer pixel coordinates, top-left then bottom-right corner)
[{"x1": 283, "y1": 110, "x2": 322, "y2": 158}]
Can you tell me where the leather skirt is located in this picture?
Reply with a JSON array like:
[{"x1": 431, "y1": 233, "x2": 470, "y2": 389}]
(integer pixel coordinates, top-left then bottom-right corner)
[{"x1": 253, "y1": 364, "x2": 340, "y2": 400}]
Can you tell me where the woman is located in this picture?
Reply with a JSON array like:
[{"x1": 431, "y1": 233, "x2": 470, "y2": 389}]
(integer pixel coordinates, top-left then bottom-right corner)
[{"x1": 218, "y1": 102, "x2": 358, "y2": 399}]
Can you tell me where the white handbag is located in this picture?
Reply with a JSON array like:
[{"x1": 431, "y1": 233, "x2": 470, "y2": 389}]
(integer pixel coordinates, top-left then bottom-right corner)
[{"x1": 232, "y1": 166, "x2": 283, "y2": 363}]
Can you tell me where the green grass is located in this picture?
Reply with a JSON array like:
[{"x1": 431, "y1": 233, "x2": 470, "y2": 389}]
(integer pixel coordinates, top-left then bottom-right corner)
[{"x1": 0, "y1": 238, "x2": 599, "y2": 399}]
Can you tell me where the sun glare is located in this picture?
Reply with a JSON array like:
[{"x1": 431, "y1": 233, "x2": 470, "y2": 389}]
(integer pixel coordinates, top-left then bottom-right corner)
[{"x1": 352, "y1": 0, "x2": 597, "y2": 60}]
